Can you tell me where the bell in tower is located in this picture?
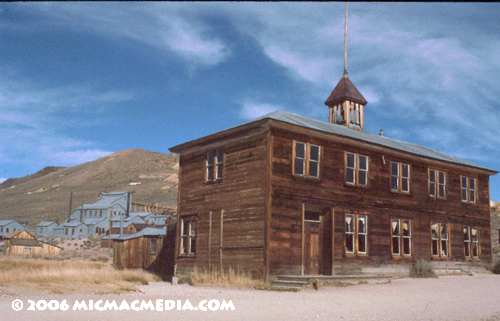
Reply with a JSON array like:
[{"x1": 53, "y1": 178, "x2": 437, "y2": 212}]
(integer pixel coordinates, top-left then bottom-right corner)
[
  {"x1": 325, "y1": 3, "x2": 368, "y2": 131},
  {"x1": 325, "y1": 72, "x2": 367, "y2": 130}
]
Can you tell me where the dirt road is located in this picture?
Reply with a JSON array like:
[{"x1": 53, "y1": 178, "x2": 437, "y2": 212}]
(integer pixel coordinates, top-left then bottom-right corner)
[{"x1": 1, "y1": 274, "x2": 499, "y2": 320}]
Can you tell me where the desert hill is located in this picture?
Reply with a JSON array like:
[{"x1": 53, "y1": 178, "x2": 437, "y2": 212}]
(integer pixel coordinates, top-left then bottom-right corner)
[{"x1": 0, "y1": 149, "x2": 178, "y2": 230}]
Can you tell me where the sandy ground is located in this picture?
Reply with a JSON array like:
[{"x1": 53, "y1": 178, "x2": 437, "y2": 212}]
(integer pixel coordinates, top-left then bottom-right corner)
[{"x1": 1, "y1": 274, "x2": 500, "y2": 321}]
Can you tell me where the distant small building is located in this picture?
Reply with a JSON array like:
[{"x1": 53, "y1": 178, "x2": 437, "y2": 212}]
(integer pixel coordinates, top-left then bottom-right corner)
[
  {"x1": 4, "y1": 230, "x2": 61, "y2": 255},
  {"x1": 113, "y1": 227, "x2": 166, "y2": 269},
  {"x1": 0, "y1": 220, "x2": 28, "y2": 239},
  {"x1": 54, "y1": 221, "x2": 88, "y2": 239},
  {"x1": 36, "y1": 221, "x2": 58, "y2": 238}
]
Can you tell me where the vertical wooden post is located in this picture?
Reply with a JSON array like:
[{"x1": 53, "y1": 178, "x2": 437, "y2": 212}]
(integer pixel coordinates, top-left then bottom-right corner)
[
  {"x1": 220, "y1": 210, "x2": 224, "y2": 272},
  {"x1": 331, "y1": 207, "x2": 335, "y2": 276},
  {"x1": 208, "y1": 211, "x2": 212, "y2": 267},
  {"x1": 301, "y1": 203, "x2": 305, "y2": 276}
]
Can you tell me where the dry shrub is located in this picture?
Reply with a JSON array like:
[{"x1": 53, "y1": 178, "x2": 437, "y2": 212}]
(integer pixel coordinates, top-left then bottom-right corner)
[
  {"x1": 409, "y1": 259, "x2": 437, "y2": 278},
  {"x1": 188, "y1": 266, "x2": 266, "y2": 289},
  {"x1": 492, "y1": 261, "x2": 500, "y2": 274},
  {"x1": 0, "y1": 257, "x2": 160, "y2": 293}
]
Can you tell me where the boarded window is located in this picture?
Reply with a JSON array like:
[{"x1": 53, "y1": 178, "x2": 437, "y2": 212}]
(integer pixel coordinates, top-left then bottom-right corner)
[{"x1": 293, "y1": 141, "x2": 321, "y2": 179}]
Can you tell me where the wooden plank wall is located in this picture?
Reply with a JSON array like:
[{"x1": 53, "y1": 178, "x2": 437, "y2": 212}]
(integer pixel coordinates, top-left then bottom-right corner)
[
  {"x1": 113, "y1": 237, "x2": 164, "y2": 269},
  {"x1": 269, "y1": 126, "x2": 493, "y2": 275},
  {"x1": 175, "y1": 127, "x2": 269, "y2": 278}
]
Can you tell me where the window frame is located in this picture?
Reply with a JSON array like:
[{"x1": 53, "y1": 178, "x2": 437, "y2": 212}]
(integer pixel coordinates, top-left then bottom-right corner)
[
  {"x1": 345, "y1": 152, "x2": 369, "y2": 187},
  {"x1": 150, "y1": 238, "x2": 157, "y2": 255},
  {"x1": 206, "y1": 149, "x2": 224, "y2": 183},
  {"x1": 391, "y1": 219, "x2": 412, "y2": 258},
  {"x1": 431, "y1": 222, "x2": 450, "y2": 259},
  {"x1": 292, "y1": 141, "x2": 322, "y2": 179},
  {"x1": 461, "y1": 176, "x2": 477, "y2": 204},
  {"x1": 463, "y1": 226, "x2": 479, "y2": 259},
  {"x1": 391, "y1": 162, "x2": 410, "y2": 193},
  {"x1": 344, "y1": 214, "x2": 368, "y2": 256},
  {"x1": 179, "y1": 215, "x2": 198, "y2": 256},
  {"x1": 429, "y1": 169, "x2": 447, "y2": 199}
]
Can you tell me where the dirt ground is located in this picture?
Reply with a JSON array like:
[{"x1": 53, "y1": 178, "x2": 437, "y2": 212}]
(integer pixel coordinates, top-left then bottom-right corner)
[{"x1": 1, "y1": 274, "x2": 499, "y2": 321}]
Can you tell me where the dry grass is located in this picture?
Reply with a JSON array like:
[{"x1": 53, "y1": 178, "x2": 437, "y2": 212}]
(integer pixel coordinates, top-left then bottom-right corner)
[
  {"x1": 0, "y1": 257, "x2": 160, "y2": 294},
  {"x1": 186, "y1": 266, "x2": 269, "y2": 289}
]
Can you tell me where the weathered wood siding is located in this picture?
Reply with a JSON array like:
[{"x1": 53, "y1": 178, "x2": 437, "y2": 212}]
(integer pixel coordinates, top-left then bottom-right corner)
[
  {"x1": 113, "y1": 237, "x2": 164, "y2": 269},
  {"x1": 3, "y1": 230, "x2": 61, "y2": 255},
  {"x1": 175, "y1": 127, "x2": 269, "y2": 278},
  {"x1": 269, "y1": 125, "x2": 493, "y2": 275}
]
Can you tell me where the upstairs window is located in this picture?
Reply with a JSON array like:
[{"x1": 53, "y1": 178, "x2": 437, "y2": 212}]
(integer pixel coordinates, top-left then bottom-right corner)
[
  {"x1": 345, "y1": 214, "x2": 368, "y2": 255},
  {"x1": 431, "y1": 222, "x2": 449, "y2": 258},
  {"x1": 463, "y1": 226, "x2": 479, "y2": 259},
  {"x1": 429, "y1": 169, "x2": 446, "y2": 199},
  {"x1": 293, "y1": 141, "x2": 321, "y2": 179},
  {"x1": 180, "y1": 216, "x2": 197, "y2": 255},
  {"x1": 461, "y1": 176, "x2": 477, "y2": 203},
  {"x1": 346, "y1": 153, "x2": 369, "y2": 186},
  {"x1": 392, "y1": 219, "x2": 412, "y2": 257},
  {"x1": 391, "y1": 162, "x2": 410, "y2": 193},
  {"x1": 206, "y1": 149, "x2": 224, "y2": 182}
]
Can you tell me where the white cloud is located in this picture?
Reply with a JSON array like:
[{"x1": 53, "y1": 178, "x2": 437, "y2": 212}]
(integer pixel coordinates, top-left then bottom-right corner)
[
  {"x1": 0, "y1": 178, "x2": 6, "y2": 184},
  {"x1": 12, "y1": 3, "x2": 231, "y2": 67},
  {"x1": 239, "y1": 101, "x2": 281, "y2": 120},
  {"x1": 264, "y1": 45, "x2": 333, "y2": 84}
]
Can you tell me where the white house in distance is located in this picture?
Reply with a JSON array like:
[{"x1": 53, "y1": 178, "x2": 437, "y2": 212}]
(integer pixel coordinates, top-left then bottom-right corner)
[
  {"x1": 0, "y1": 220, "x2": 28, "y2": 239},
  {"x1": 36, "y1": 221, "x2": 58, "y2": 237},
  {"x1": 36, "y1": 191, "x2": 132, "y2": 239}
]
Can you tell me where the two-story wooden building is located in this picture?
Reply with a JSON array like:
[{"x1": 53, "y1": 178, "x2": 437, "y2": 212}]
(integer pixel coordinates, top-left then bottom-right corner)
[{"x1": 170, "y1": 71, "x2": 497, "y2": 281}]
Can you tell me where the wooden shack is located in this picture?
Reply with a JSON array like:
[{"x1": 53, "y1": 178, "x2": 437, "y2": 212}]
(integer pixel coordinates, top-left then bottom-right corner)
[
  {"x1": 170, "y1": 71, "x2": 497, "y2": 281},
  {"x1": 113, "y1": 227, "x2": 166, "y2": 269},
  {"x1": 3, "y1": 230, "x2": 61, "y2": 255}
]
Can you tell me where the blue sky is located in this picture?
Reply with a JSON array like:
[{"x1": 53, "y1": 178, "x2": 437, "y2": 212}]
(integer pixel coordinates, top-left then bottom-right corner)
[{"x1": 1, "y1": 2, "x2": 499, "y2": 201}]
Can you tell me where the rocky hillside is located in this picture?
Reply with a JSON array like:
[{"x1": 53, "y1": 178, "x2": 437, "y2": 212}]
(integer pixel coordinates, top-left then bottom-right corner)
[{"x1": 0, "y1": 149, "x2": 178, "y2": 230}]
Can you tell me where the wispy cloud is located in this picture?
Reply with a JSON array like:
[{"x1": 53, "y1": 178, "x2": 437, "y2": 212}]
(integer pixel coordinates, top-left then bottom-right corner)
[
  {"x1": 239, "y1": 101, "x2": 281, "y2": 120},
  {"x1": 0, "y1": 71, "x2": 126, "y2": 169},
  {"x1": 9, "y1": 2, "x2": 231, "y2": 67}
]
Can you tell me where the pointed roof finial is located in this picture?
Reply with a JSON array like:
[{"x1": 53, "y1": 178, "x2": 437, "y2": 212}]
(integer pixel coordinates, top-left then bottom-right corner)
[{"x1": 344, "y1": 2, "x2": 348, "y2": 77}]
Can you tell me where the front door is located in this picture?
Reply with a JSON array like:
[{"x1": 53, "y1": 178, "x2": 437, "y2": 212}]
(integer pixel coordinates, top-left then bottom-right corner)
[{"x1": 304, "y1": 211, "x2": 321, "y2": 275}]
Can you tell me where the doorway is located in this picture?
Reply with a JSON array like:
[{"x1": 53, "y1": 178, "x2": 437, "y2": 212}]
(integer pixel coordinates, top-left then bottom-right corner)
[{"x1": 304, "y1": 210, "x2": 321, "y2": 275}]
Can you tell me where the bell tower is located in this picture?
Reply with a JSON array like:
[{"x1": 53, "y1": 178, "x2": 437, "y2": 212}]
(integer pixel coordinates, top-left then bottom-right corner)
[{"x1": 325, "y1": 3, "x2": 367, "y2": 130}]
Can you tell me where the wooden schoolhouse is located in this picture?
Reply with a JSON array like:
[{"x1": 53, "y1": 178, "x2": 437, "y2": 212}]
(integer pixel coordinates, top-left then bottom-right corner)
[{"x1": 169, "y1": 23, "x2": 497, "y2": 281}]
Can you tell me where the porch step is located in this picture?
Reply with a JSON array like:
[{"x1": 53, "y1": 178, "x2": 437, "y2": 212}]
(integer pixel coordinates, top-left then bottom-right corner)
[
  {"x1": 271, "y1": 274, "x2": 390, "y2": 289},
  {"x1": 270, "y1": 279, "x2": 310, "y2": 289}
]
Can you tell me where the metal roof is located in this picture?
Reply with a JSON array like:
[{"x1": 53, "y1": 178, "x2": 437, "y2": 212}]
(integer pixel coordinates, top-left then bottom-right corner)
[
  {"x1": 10, "y1": 238, "x2": 41, "y2": 247},
  {"x1": 37, "y1": 221, "x2": 58, "y2": 227},
  {"x1": 114, "y1": 227, "x2": 166, "y2": 241},
  {"x1": 248, "y1": 110, "x2": 496, "y2": 173},
  {"x1": 0, "y1": 220, "x2": 15, "y2": 226},
  {"x1": 325, "y1": 74, "x2": 367, "y2": 106}
]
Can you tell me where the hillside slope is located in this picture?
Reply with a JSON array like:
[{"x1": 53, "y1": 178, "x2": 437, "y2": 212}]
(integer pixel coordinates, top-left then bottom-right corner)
[{"x1": 0, "y1": 149, "x2": 178, "y2": 230}]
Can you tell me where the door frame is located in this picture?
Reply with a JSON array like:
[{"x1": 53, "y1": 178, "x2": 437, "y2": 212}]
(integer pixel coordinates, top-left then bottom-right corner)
[{"x1": 301, "y1": 203, "x2": 334, "y2": 276}]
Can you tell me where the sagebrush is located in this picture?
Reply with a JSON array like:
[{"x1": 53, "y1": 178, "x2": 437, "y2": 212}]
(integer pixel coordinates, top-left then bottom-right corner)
[
  {"x1": 409, "y1": 259, "x2": 437, "y2": 278},
  {"x1": 492, "y1": 261, "x2": 500, "y2": 274}
]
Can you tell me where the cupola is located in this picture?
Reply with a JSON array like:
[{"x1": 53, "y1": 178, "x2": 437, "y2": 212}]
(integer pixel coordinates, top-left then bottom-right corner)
[{"x1": 325, "y1": 3, "x2": 368, "y2": 130}]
